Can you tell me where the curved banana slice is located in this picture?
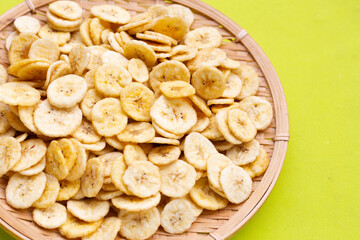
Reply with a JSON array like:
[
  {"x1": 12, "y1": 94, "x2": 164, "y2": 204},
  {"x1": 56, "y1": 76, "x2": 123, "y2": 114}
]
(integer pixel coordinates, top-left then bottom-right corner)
[
  {"x1": 161, "y1": 198, "x2": 194, "y2": 234},
  {"x1": 119, "y1": 207, "x2": 160, "y2": 240},
  {"x1": 89, "y1": 18, "x2": 110, "y2": 45},
  {"x1": 6, "y1": 172, "x2": 46, "y2": 209},
  {"x1": 19, "y1": 155, "x2": 45, "y2": 176},
  {"x1": 214, "y1": 110, "x2": 242, "y2": 145},
  {"x1": 110, "y1": 157, "x2": 132, "y2": 195},
  {"x1": 12, "y1": 139, "x2": 46, "y2": 172},
  {"x1": 226, "y1": 139, "x2": 260, "y2": 166},
  {"x1": 220, "y1": 165, "x2": 252, "y2": 204},
  {"x1": 152, "y1": 121, "x2": 184, "y2": 139},
  {"x1": 90, "y1": 5, "x2": 130, "y2": 24},
  {"x1": 174, "y1": 195, "x2": 203, "y2": 218},
  {"x1": 49, "y1": 1, "x2": 82, "y2": 20},
  {"x1": 222, "y1": 73, "x2": 242, "y2": 98},
  {"x1": 239, "y1": 96, "x2": 273, "y2": 130},
  {"x1": 213, "y1": 141, "x2": 234, "y2": 152},
  {"x1": 8, "y1": 33, "x2": 38, "y2": 64},
  {"x1": 184, "y1": 27, "x2": 222, "y2": 49},
  {"x1": 128, "y1": 58, "x2": 149, "y2": 83},
  {"x1": 170, "y1": 45, "x2": 197, "y2": 62},
  {"x1": 0, "y1": 137, "x2": 21, "y2": 177},
  {"x1": 120, "y1": 82, "x2": 155, "y2": 122},
  {"x1": 59, "y1": 212, "x2": 103, "y2": 239},
  {"x1": 112, "y1": 192, "x2": 161, "y2": 212},
  {"x1": 234, "y1": 65, "x2": 259, "y2": 100},
  {"x1": 67, "y1": 199, "x2": 110, "y2": 222},
  {"x1": 57, "y1": 179, "x2": 81, "y2": 201},
  {"x1": 220, "y1": 58, "x2": 241, "y2": 69},
  {"x1": 81, "y1": 158, "x2": 104, "y2": 198},
  {"x1": 149, "y1": 60, "x2": 190, "y2": 94},
  {"x1": 153, "y1": 15, "x2": 189, "y2": 40},
  {"x1": 150, "y1": 95, "x2": 197, "y2": 135},
  {"x1": 190, "y1": 177, "x2": 228, "y2": 210},
  {"x1": 207, "y1": 153, "x2": 233, "y2": 192},
  {"x1": 96, "y1": 189, "x2": 122, "y2": 201},
  {"x1": 160, "y1": 160, "x2": 196, "y2": 198},
  {"x1": 46, "y1": 10, "x2": 82, "y2": 29},
  {"x1": 33, "y1": 174, "x2": 60, "y2": 209},
  {"x1": 97, "y1": 152, "x2": 123, "y2": 179},
  {"x1": 184, "y1": 132, "x2": 218, "y2": 170},
  {"x1": 69, "y1": 45, "x2": 90, "y2": 75},
  {"x1": 187, "y1": 47, "x2": 226, "y2": 71},
  {"x1": 81, "y1": 89, "x2": 103, "y2": 121},
  {"x1": 102, "y1": 50, "x2": 128, "y2": 68},
  {"x1": 167, "y1": 4, "x2": 194, "y2": 27},
  {"x1": 105, "y1": 137, "x2": 125, "y2": 150},
  {"x1": 5, "y1": 31, "x2": 18, "y2": 51},
  {"x1": 0, "y1": 82, "x2": 40, "y2": 106},
  {"x1": 160, "y1": 81, "x2": 195, "y2": 98},
  {"x1": 124, "y1": 40, "x2": 156, "y2": 67},
  {"x1": 242, "y1": 146, "x2": 270, "y2": 178},
  {"x1": 108, "y1": 32, "x2": 124, "y2": 54},
  {"x1": 81, "y1": 139, "x2": 106, "y2": 152},
  {"x1": 6, "y1": 111, "x2": 28, "y2": 132},
  {"x1": 200, "y1": 115, "x2": 224, "y2": 140},
  {"x1": 83, "y1": 216, "x2": 121, "y2": 240},
  {"x1": 14, "y1": 15, "x2": 40, "y2": 34},
  {"x1": 92, "y1": 145, "x2": 115, "y2": 156},
  {"x1": 47, "y1": 74, "x2": 87, "y2": 108},
  {"x1": 123, "y1": 161, "x2": 161, "y2": 198},
  {"x1": 207, "y1": 99, "x2": 234, "y2": 106},
  {"x1": 33, "y1": 203, "x2": 67, "y2": 229},
  {"x1": 149, "y1": 137, "x2": 180, "y2": 146},
  {"x1": 189, "y1": 95, "x2": 212, "y2": 118},
  {"x1": 228, "y1": 108, "x2": 257, "y2": 142},
  {"x1": 0, "y1": 128, "x2": 16, "y2": 138},
  {"x1": 72, "y1": 118, "x2": 102, "y2": 144},
  {"x1": 117, "y1": 122, "x2": 155, "y2": 143},
  {"x1": 123, "y1": 144, "x2": 147, "y2": 165},
  {"x1": 147, "y1": 4, "x2": 168, "y2": 18},
  {"x1": 190, "y1": 111, "x2": 210, "y2": 132},
  {"x1": 44, "y1": 60, "x2": 72, "y2": 90},
  {"x1": 28, "y1": 39, "x2": 60, "y2": 63},
  {"x1": 148, "y1": 146, "x2": 180, "y2": 165},
  {"x1": 192, "y1": 66, "x2": 225, "y2": 100},
  {"x1": 38, "y1": 24, "x2": 71, "y2": 46},
  {"x1": 80, "y1": 19, "x2": 93, "y2": 46},
  {"x1": 91, "y1": 98, "x2": 128, "y2": 137},
  {"x1": 66, "y1": 139, "x2": 87, "y2": 181}
]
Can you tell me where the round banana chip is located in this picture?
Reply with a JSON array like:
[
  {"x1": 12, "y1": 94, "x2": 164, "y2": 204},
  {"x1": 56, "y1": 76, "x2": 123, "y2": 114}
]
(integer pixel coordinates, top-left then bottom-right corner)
[
  {"x1": 190, "y1": 177, "x2": 228, "y2": 210},
  {"x1": 44, "y1": 60, "x2": 72, "y2": 90},
  {"x1": 136, "y1": 32, "x2": 171, "y2": 45},
  {"x1": 234, "y1": 65, "x2": 260, "y2": 100},
  {"x1": 150, "y1": 95, "x2": 197, "y2": 135},
  {"x1": 160, "y1": 160, "x2": 196, "y2": 197},
  {"x1": 220, "y1": 165, "x2": 252, "y2": 204},
  {"x1": 8, "y1": 33, "x2": 39, "y2": 64},
  {"x1": 242, "y1": 146, "x2": 270, "y2": 178},
  {"x1": 170, "y1": 45, "x2": 197, "y2": 62},
  {"x1": 90, "y1": 5, "x2": 131, "y2": 24},
  {"x1": 184, "y1": 132, "x2": 218, "y2": 170},
  {"x1": 28, "y1": 39, "x2": 60, "y2": 63},
  {"x1": 96, "y1": 189, "x2": 122, "y2": 201},
  {"x1": 124, "y1": 40, "x2": 157, "y2": 67},
  {"x1": 200, "y1": 115, "x2": 224, "y2": 140},
  {"x1": 46, "y1": 11, "x2": 82, "y2": 30},
  {"x1": 97, "y1": 152, "x2": 123, "y2": 178},
  {"x1": 38, "y1": 24, "x2": 71, "y2": 46},
  {"x1": 91, "y1": 98, "x2": 128, "y2": 137},
  {"x1": 117, "y1": 122, "x2": 155, "y2": 143},
  {"x1": 153, "y1": 15, "x2": 189, "y2": 40},
  {"x1": 160, "y1": 80, "x2": 195, "y2": 98},
  {"x1": 184, "y1": 27, "x2": 222, "y2": 49},
  {"x1": 207, "y1": 153, "x2": 233, "y2": 192},
  {"x1": 239, "y1": 96, "x2": 273, "y2": 130},
  {"x1": 0, "y1": 82, "x2": 40, "y2": 106},
  {"x1": 67, "y1": 199, "x2": 110, "y2": 222},
  {"x1": 81, "y1": 139, "x2": 106, "y2": 152},
  {"x1": 214, "y1": 109, "x2": 242, "y2": 145},
  {"x1": 222, "y1": 72, "x2": 242, "y2": 98},
  {"x1": 120, "y1": 82, "x2": 155, "y2": 122},
  {"x1": 147, "y1": 4, "x2": 168, "y2": 18},
  {"x1": 227, "y1": 108, "x2": 257, "y2": 142},
  {"x1": 0, "y1": 104, "x2": 12, "y2": 134},
  {"x1": 72, "y1": 118, "x2": 102, "y2": 144},
  {"x1": 11, "y1": 59, "x2": 50, "y2": 81},
  {"x1": 47, "y1": 74, "x2": 87, "y2": 108},
  {"x1": 127, "y1": 58, "x2": 149, "y2": 83},
  {"x1": 65, "y1": 139, "x2": 87, "y2": 181},
  {"x1": 187, "y1": 47, "x2": 226, "y2": 71},
  {"x1": 5, "y1": 31, "x2": 18, "y2": 51},
  {"x1": 190, "y1": 111, "x2": 210, "y2": 132},
  {"x1": 81, "y1": 158, "x2": 105, "y2": 198},
  {"x1": 226, "y1": 139, "x2": 260, "y2": 166},
  {"x1": 81, "y1": 89, "x2": 103, "y2": 121},
  {"x1": 220, "y1": 58, "x2": 241, "y2": 69},
  {"x1": 119, "y1": 207, "x2": 160, "y2": 240},
  {"x1": 123, "y1": 144, "x2": 148, "y2": 166},
  {"x1": 123, "y1": 161, "x2": 161, "y2": 198},
  {"x1": 0, "y1": 137, "x2": 21, "y2": 177},
  {"x1": 149, "y1": 60, "x2": 190, "y2": 93},
  {"x1": 192, "y1": 66, "x2": 225, "y2": 100},
  {"x1": 18, "y1": 155, "x2": 45, "y2": 176},
  {"x1": 105, "y1": 136, "x2": 125, "y2": 150},
  {"x1": 57, "y1": 179, "x2": 81, "y2": 201},
  {"x1": 14, "y1": 16, "x2": 41, "y2": 34},
  {"x1": 34, "y1": 100, "x2": 82, "y2": 137},
  {"x1": 33, "y1": 174, "x2": 60, "y2": 209},
  {"x1": 59, "y1": 212, "x2": 103, "y2": 239},
  {"x1": 152, "y1": 121, "x2": 184, "y2": 139},
  {"x1": 12, "y1": 139, "x2": 47, "y2": 172},
  {"x1": 87, "y1": 46, "x2": 108, "y2": 70},
  {"x1": 94, "y1": 63, "x2": 132, "y2": 97},
  {"x1": 148, "y1": 146, "x2": 181, "y2": 165},
  {"x1": 49, "y1": 1, "x2": 82, "y2": 20},
  {"x1": 69, "y1": 45, "x2": 90, "y2": 75},
  {"x1": 101, "y1": 50, "x2": 129, "y2": 68},
  {"x1": 110, "y1": 157, "x2": 132, "y2": 195},
  {"x1": 161, "y1": 198, "x2": 194, "y2": 234},
  {"x1": 82, "y1": 216, "x2": 121, "y2": 240},
  {"x1": 6, "y1": 172, "x2": 46, "y2": 209},
  {"x1": 33, "y1": 203, "x2": 67, "y2": 229},
  {"x1": 80, "y1": 19, "x2": 93, "y2": 46},
  {"x1": 112, "y1": 192, "x2": 161, "y2": 212}
]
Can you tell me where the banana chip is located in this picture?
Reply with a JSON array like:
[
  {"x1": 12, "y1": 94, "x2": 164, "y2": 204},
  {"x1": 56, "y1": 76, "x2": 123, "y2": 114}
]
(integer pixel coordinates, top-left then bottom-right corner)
[
  {"x1": 28, "y1": 39, "x2": 60, "y2": 63},
  {"x1": 81, "y1": 158, "x2": 104, "y2": 198},
  {"x1": 33, "y1": 203, "x2": 67, "y2": 229},
  {"x1": 33, "y1": 174, "x2": 60, "y2": 209},
  {"x1": 161, "y1": 198, "x2": 194, "y2": 234},
  {"x1": 242, "y1": 146, "x2": 270, "y2": 178},
  {"x1": 148, "y1": 146, "x2": 180, "y2": 165},
  {"x1": 117, "y1": 122, "x2": 155, "y2": 143},
  {"x1": 67, "y1": 199, "x2": 110, "y2": 222},
  {"x1": 90, "y1": 5, "x2": 130, "y2": 24},
  {"x1": 59, "y1": 212, "x2": 102, "y2": 239},
  {"x1": 0, "y1": 137, "x2": 21, "y2": 177},
  {"x1": 14, "y1": 16, "x2": 41, "y2": 34},
  {"x1": 112, "y1": 192, "x2": 161, "y2": 212},
  {"x1": 0, "y1": 82, "x2": 40, "y2": 106},
  {"x1": 184, "y1": 27, "x2": 222, "y2": 49},
  {"x1": 49, "y1": 1, "x2": 82, "y2": 20},
  {"x1": 124, "y1": 40, "x2": 157, "y2": 67}
]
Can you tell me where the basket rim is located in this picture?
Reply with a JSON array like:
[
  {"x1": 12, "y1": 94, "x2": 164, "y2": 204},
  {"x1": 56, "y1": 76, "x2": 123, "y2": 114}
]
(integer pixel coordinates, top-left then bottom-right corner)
[{"x1": 0, "y1": 0, "x2": 289, "y2": 239}]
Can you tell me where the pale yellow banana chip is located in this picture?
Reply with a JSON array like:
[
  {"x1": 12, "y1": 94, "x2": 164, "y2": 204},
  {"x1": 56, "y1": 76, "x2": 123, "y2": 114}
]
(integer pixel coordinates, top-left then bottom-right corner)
[
  {"x1": 234, "y1": 65, "x2": 260, "y2": 100},
  {"x1": 69, "y1": 45, "x2": 90, "y2": 75},
  {"x1": 44, "y1": 60, "x2": 72, "y2": 90},
  {"x1": 153, "y1": 15, "x2": 189, "y2": 40},
  {"x1": 123, "y1": 144, "x2": 148, "y2": 166},
  {"x1": 136, "y1": 32, "x2": 171, "y2": 45},
  {"x1": 38, "y1": 24, "x2": 71, "y2": 46},
  {"x1": 33, "y1": 174, "x2": 60, "y2": 209},
  {"x1": 72, "y1": 118, "x2": 102, "y2": 144},
  {"x1": 17, "y1": 104, "x2": 40, "y2": 135},
  {"x1": 192, "y1": 66, "x2": 225, "y2": 100},
  {"x1": 18, "y1": 155, "x2": 45, "y2": 176},
  {"x1": 90, "y1": 5, "x2": 130, "y2": 24},
  {"x1": 59, "y1": 212, "x2": 102, "y2": 239},
  {"x1": 81, "y1": 139, "x2": 106, "y2": 152},
  {"x1": 101, "y1": 50, "x2": 128, "y2": 67},
  {"x1": 5, "y1": 31, "x2": 18, "y2": 52},
  {"x1": 190, "y1": 111, "x2": 210, "y2": 132},
  {"x1": 207, "y1": 98, "x2": 234, "y2": 106},
  {"x1": 46, "y1": 11, "x2": 82, "y2": 30},
  {"x1": 222, "y1": 72, "x2": 242, "y2": 98},
  {"x1": 80, "y1": 89, "x2": 103, "y2": 121},
  {"x1": 117, "y1": 122, "x2": 155, "y2": 143},
  {"x1": 110, "y1": 156, "x2": 132, "y2": 195},
  {"x1": 49, "y1": 1, "x2": 82, "y2": 20},
  {"x1": 148, "y1": 145, "x2": 180, "y2": 165},
  {"x1": 14, "y1": 16, "x2": 40, "y2": 34},
  {"x1": 0, "y1": 82, "x2": 40, "y2": 106},
  {"x1": 242, "y1": 146, "x2": 270, "y2": 178},
  {"x1": 80, "y1": 19, "x2": 93, "y2": 46},
  {"x1": 160, "y1": 80, "x2": 195, "y2": 98},
  {"x1": 0, "y1": 137, "x2": 21, "y2": 177},
  {"x1": 213, "y1": 141, "x2": 234, "y2": 152},
  {"x1": 8, "y1": 33, "x2": 39, "y2": 64},
  {"x1": 207, "y1": 153, "x2": 233, "y2": 192},
  {"x1": 66, "y1": 139, "x2": 87, "y2": 181},
  {"x1": 128, "y1": 58, "x2": 149, "y2": 83},
  {"x1": 12, "y1": 139, "x2": 46, "y2": 172},
  {"x1": 7, "y1": 111, "x2": 29, "y2": 132},
  {"x1": 81, "y1": 158, "x2": 104, "y2": 197},
  {"x1": 28, "y1": 39, "x2": 60, "y2": 63},
  {"x1": 220, "y1": 58, "x2": 241, "y2": 69},
  {"x1": 228, "y1": 108, "x2": 257, "y2": 142},
  {"x1": 187, "y1": 47, "x2": 226, "y2": 71},
  {"x1": 96, "y1": 189, "x2": 122, "y2": 201},
  {"x1": 215, "y1": 109, "x2": 242, "y2": 145},
  {"x1": 97, "y1": 152, "x2": 123, "y2": 178},
  {"x1": 105, "y1": 136, "x2": 125, "y2": 150},
  {"x1": 124, "y1": 40, "x2": 157, "y2": 67},
  {"x1": 161, "y1": 198, "x2": 194, "y2": 234},
  {"x1": 82, "y1": 216, "x2": 121, "y2": 240},
  {"x1": 67, "y1": 199, "x2": 110, "y2": 222},
  {"x1": 152, "y1": 121, "x2": 184, "y2": 139},
  {"x1": 184, "y1": 27, "x2": 222, "y2": 49},
  {"x1": 239, "y1": 96, "x2": 273, "y2": 130},
  {"x1": 33, "y1": 203, "x2": 67, "y2": 229},
  {"x1": 188, "y1": 94, "x2": 212, "y2": 118},
  {"x1": 57, "y1": 179, "x2": 81, "y2": 201},
  {"x1": 149, "y1": 137, "x2": 180, "y2": 146},
  {"x1": 200, "y1": 115, "x2": 224, "y2": 140},
  {"x1": 167, "y1": 4, "x2": 194, "y2": 27},
  {"x1": 112, "y1": 192, "x2": 161, "y2": 212},
  {"x1": 107, "y1": 32, "x2": 124, "y2": 54},
  {"x1": 87, "y1": 45, "x2": 108, "y2": 70},
  {"x1": 226, "y1": 139, "x2": 260, "y2": 166}
]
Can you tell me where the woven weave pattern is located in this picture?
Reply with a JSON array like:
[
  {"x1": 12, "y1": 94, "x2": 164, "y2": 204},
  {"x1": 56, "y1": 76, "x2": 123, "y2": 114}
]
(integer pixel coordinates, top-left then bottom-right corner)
[{"x1": 0, "y1": 0, "x2": 288, "y2": 239}]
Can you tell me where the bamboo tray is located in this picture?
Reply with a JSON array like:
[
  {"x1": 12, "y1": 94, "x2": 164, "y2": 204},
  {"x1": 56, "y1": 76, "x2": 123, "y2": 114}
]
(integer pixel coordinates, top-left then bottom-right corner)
[{"x1": 0, "y1": 0, "x2": 289, "y2": 239}]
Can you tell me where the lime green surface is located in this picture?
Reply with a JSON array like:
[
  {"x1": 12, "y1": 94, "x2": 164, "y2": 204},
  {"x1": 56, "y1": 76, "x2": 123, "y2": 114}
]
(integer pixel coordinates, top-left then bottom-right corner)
[{"x1": 1, "y1": 0, "x2": 359, "y2": 239}]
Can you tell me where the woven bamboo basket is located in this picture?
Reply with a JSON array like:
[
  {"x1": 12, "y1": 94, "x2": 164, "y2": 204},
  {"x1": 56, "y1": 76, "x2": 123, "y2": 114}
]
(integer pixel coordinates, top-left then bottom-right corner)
[{"x1": 0, "y1": 0, "x2": 289, "y2": 239}]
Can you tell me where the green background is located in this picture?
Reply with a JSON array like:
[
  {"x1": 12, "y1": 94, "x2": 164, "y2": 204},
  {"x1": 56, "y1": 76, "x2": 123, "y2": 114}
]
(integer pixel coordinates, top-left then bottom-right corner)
[{"x1": 1, "y1": 0, "x2": 359, "y2": 239}]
